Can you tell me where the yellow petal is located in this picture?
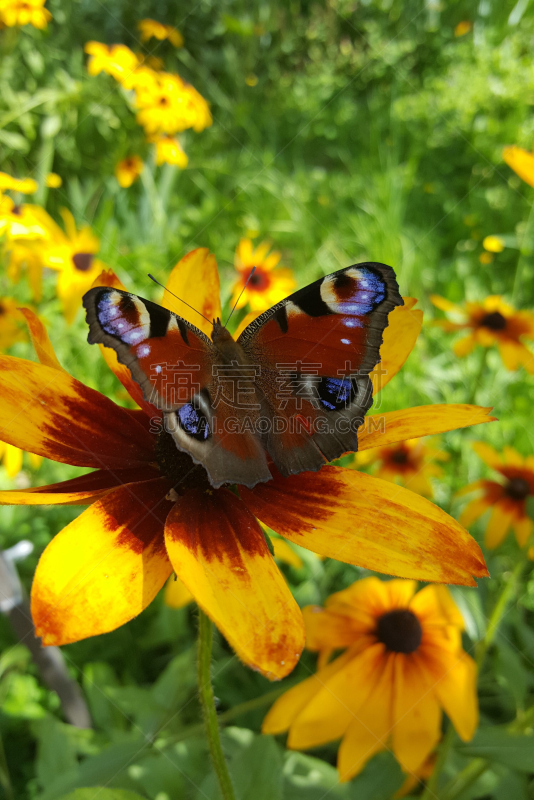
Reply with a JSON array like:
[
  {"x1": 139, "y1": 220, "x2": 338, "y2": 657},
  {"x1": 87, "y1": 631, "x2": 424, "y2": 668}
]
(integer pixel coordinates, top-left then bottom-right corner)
[
  {"x1": 410, "y1": 584, "x2": 465, "y2": 629},
  {"x1": 18, "y1": 308, "x2": 64, "y2": 371},
  {"x1": 419, "y1": 645, "x2": 478, "y2": 742},
  {"x1": 337, "y1": 651, "x2": 395, "y2": 781},
  {"x1": 485, "y1": 502, "x2": 515, "y2": 548},
  {"x1": 503, "y1": 145, "x2": 534, "y2": 187},
  {"x1": 370, "y1": 299, "x2": 423, "y2": 395},
  {"x1": 272, "y1": 537, "x2": 303, "y2": 568},
  {"x1": 453, "y1": 335, "x2": 477, "y2": 357},
  {"x1": 514, "y1": 516, "x2": 532, "y2": 547},
  {"x1": 164, "y1": 575, "x2": 194, "y2": 609},
  {"x1": 392, "y1": 654, "x2": 441, "y2": 773},
  {"x1": 164, "y1": 487, "x2": 305, "y2": 680},
  {"x1": 241, "y1": 467, "x2": 488, "y2": 586},
  {"x1": 430, "y1": 295, "x2": 463, "y2": 314},
  {"x1": 289, "y1": 644, "x2": 385, "y2": 750},
  {"x1": 31, "y1": 479, "x2": 173, "y2": 644},
  {"x1": 302, "y1": 605, "x2": 361, "y2": 652},
  {"x1": 472, "y1": 441, "x2": 502, "y2": 470},
  {"x1": 459, "y1": 497, "x2": 491, "y2": 528},
  {"x1": 162, "y1": 248, "x2": 221, "y2": 338},
  {"x1": 262, "y1": 649, "x2": 353, "y2": 735},
  {"x1": 358, "y1": 405, "x2": 495, "y2": 452},
  {"x1": 3, "y1": 443, "x2": 23, "y2": 478}
]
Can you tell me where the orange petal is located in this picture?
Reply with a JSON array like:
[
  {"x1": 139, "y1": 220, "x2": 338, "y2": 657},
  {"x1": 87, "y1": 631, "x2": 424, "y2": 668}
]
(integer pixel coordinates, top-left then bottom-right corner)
[
  {"x1": 0, "y1": 466, "x2": 160, "y2": 505},
  {"x1": 164, "y1": 575, "x2": 194, "y2": 609},
  {"x1": 164, "y1": 487, "x2": 304, "y2": 679},
  {"x1": 0, "y1": 356, "x2": 155, "y2": 469},
  {"x1": 162, "y1": 248, "x2": 221, "y2": 339},
  {"x1": 31, "y1": 479, "x2": 173, "y2": 645},
  {"x1": 370, "y1": 299, "x2": 423, "y2": 395},
  {"x1": 503, "y1": 145, "x2": 534, "y2": 187},
  {"x1": 514, "y1": 516, "x2": 533, "y2": 547},
  {"x1": 459, "y1": 497, "x2": 491, "y2": 528},
  {"x1": 453, "y1": 335, "x2": 477, "y2": 357},
  {"x1": 262, "y1": 649, "x2": 354, "y2": 735},
  {"x1": 430, "y1": 295, "x2": 464, "y2": 314},
  {"x1": 455, "y1": 479, "x2": 493, "y2": 497},
  {"x1": 337, "y1": 651, "x2": 395, "y2": 781},
  {"x1": 472, "y1": 441, "x2": 502, "y2": 470},
  {"x1": 392, "y1": 654, "x2": 441, "y2": 773},
  {"x1": 272, "y1": 537, "x2": 303, "y2": 568},
  {"x1": 302, "y1": 605, "x2": 360, "y2": 652},
  {"x1": 241, "y1": 467, "x2": 488, "y2": 586},
  {"x1": 18, "y1": 308, "x2": 64, "y2": 371},
  {"x1": 485, "y1": 502, "x2": 515, "y2": 548},
  {"x1": 90, "y1": 270, "x2": 157, "y2": 416},
  {"x1": 358, "y1": 405, "x2": 495, "y2": 451}
]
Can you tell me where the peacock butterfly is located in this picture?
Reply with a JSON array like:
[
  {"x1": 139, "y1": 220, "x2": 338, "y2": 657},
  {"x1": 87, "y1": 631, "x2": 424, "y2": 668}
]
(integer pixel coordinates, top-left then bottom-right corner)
[{"x1": 82, "y1": 262, "x2": 402, "y2": 488}]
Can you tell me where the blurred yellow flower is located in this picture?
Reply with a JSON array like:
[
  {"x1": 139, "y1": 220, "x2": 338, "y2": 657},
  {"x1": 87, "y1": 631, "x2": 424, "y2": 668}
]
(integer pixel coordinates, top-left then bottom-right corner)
[
  {"x1": 482, "y1": 235, "x2": 505, "y2": 253},
  {"x1": 135, "y1": 72, "x2": 212, "y2": 135},
  {"x1": 454, "y1": 21, "x2": 472, "y2": 37},
  {"x1": 503, "y1": 145, "x2": 534, "y2": 187},
  {"x1": 45, "y1": 172, "x2": 62, "y2": 188},
  {"x1": 432, "y1": 294, "x2": 534, "y2": 372},
  {"x1": 246, "y1": 73, "x2": 258, "y2": 87},
  {"x1": 84, "y1": 42, "x2": 139, "y2": 87},
  {"x1": 114, "y1": 155, "x2": 143, "y2": 188},
  {"x1": 153, "y1": 136, "x2": 188, "y2": 168},
  {"x1": 231, "y1": 238, "x2": 296, "y2": 312},
  {"x1": 6, "y1": 243, "x2": 44, "y2": 301},
  {"x1": 356, "y1": 438, "x2": 448, "y2": 498},
  {"x1": 458, "y1": 442, "x2": 534, "y2": 548},
  {"x1": 0, "y1": 172, "x2": 37, "y2": 194},
  {"x1": 263, "y1": 578, "x2": 478, "y2": 782},
  {"x1": 0, "y1": 441, "x2": 41, "y2": 477},
  {"x1": 0, "y1": 297, "x2": 25, "y2": 349},
  {"x1": 0, "y1": 0, "x2": 51, "y2": 29},
  {"x1": 137, "y1": 18, "x2": 183, "y2": 47},
  {"x1": 0, "y1": 196, "x2": 49, "y2": 238},
  {"x1": 479, "y1": 252, "x2": 493, "y2": 265}
]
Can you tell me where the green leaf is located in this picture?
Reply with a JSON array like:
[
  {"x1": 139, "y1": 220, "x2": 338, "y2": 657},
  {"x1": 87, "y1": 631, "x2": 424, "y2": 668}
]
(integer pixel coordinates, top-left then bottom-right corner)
[
  {"x1": 0, "y1": 128, "x2": 30, "y2": 152},
  {"x1": 33, "y1": 717, "x2": 78, "y2": 790},
  {"x1": 456, "y1": 727, "x2": 534, "y2": 772},
  {"x1": 346, "y1": 751, "x2": 404, "y2": 800},
  {"x1": 495, "y1": 641, "x2": 527, "y2": 710},
  {"x1": 82, "y1": 662, "x2": 127, "y2": 733},
  {"x1": 58, "y1": 791, "x2": 146, "y2": 800},
  {"x1": 283, "y1": 751, "x2": 348, "y2": 799}
]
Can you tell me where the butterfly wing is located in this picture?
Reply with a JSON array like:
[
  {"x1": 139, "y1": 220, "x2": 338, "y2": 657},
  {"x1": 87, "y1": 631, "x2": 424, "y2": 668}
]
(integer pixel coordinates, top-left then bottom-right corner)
[
  {"x1": 83, "y1": 287, "x2": 271, "y2": 488},
  {"x1": 237, "y1": 262, "x2": 403, "y2": 477}
]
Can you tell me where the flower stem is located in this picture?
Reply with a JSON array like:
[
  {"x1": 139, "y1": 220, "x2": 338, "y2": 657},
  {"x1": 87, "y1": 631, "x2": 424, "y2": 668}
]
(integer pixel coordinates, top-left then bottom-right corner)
[
  {"x1": 512, "y1": 199, "x2": 534, "y2": 306},
  {"x1": 197, "y1": 609, "x2": 237, "y2": 800},
  {"x1": 420, "y1": 723, "x2": 455, "y2": 799},
  {"x1": 466, "y1": 347, "x2": 487, "y2": 406},
  {"x1": 440, "y1": 757, "x2": 489, "y2": 800},
  {"x1": 475, "y1": 558, "x2": 525, "y2": 668}
]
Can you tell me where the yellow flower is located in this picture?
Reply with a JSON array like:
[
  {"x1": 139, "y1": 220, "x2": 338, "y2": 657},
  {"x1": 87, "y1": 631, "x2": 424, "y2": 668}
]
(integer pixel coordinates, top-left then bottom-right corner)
[
  {"x1": 454, "y1": 20, "x2": 472, "y2": 36},
  {"x1": 0, "y1": 297, "x2": 25, "y2": 349},
  {"x1": 431, "y1": 294, "x2": 534, "y2": 372},
  {"x1": 263, "y1": 578, "x2": 478, "y2": 781},
  {"x1": 479, "y1": 252, "x2": 493, "y2": 265},
  {"x1": 135, "y1": 72, "x2": 212, "y2": 135},
  {"x1": 482, "y1": 235, "x2": 505, "y2": 253},
  {"x1": 231, "y1": 238, "x2": 297, "y2": 312},
  {"x1": 458, "y1": 443, "x2": 534, "y2": 548},
  {"x1": 84, "y1": 42, "x2": 139, "y2": 87},
  {"x1": 6, "y1": 243, "x2": 44, "y2": 301},
  {"x1": 153, "y1": 136, "x2": 188, "y2": 168},
  {"x1": 356, "y1": 438, "x2": 448, "y2": 498},
  {"x1": 0, "y1": 0, "x2": 51, "y2": 29},
  {"x1": 503, "y1": 145, "x2": 534, "y2": 187},
  {"x1": 0, "y1": 172, "x2": 38, "y2": 194},
  {"x1": 137, "y1": 18, "x2": 183, "y2": 47},
  {"x1": 114, "y1": 155, "x2": 143, "y2": 188},
  {"x1": 45, "y1": 173, "x2": 62, "y2": 188},
  {"x1": 0, "y1": 441, "x2": 41, "y2": 478},
  {"x1": 34, "y1": 209, "x2": 107, "y2": 323}
]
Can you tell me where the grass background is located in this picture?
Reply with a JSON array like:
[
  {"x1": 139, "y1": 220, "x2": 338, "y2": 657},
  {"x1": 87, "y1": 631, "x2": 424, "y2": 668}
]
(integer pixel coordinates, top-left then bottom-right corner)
[{"x1": 1, "y1": 0, "x2": 534, "y2": 798}]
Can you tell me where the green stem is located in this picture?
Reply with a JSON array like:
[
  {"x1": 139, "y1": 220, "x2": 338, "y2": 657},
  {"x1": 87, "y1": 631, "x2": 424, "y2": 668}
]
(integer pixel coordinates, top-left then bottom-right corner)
[
  {"x1": 420, "y1": 723, "x2": 455, "y2": 799},
  {"x1": 512, "y1": 199, "x2": 534, "y2": 306},
  {"x1": 440, "y1": 757, "x2": 489, "y2": 800},
  {"x1": 0, "y1": 732, "x2": 13, "y2": 800},
  {"x1": 197, "y1": 609, "x2": 237, "y2": 800},
  {"x1": 476, "y1": 559, "x2": 525, "y2": 668},
  {"x1": 466, "y1": 347, "x2": 487, "y2": 406}
]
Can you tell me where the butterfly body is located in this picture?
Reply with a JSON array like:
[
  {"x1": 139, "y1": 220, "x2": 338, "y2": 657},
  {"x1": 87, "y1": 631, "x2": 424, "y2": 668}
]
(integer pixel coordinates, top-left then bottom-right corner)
[{"x1": 83, "y1": 262, "x2": 402, "y2": 489}]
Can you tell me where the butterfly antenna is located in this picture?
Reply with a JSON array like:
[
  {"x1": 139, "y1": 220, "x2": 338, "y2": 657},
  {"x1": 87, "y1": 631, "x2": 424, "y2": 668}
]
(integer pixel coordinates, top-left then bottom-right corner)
[
  {"x1": 148, "y1": 274, "x2": 212, "y2": 326},
  {"x1": 225, "y1": 266, "x2": 256, "y2": 326}
]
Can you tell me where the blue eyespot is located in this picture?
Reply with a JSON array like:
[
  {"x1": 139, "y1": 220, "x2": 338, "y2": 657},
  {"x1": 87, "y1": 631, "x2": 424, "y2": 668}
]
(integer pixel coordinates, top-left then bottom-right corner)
[
  {"x1": 317, "y1": 377, "x2": 355, "y2": 411},
  {"x1": 177, "y1": 404, "x2": 210, "y2": 441}
]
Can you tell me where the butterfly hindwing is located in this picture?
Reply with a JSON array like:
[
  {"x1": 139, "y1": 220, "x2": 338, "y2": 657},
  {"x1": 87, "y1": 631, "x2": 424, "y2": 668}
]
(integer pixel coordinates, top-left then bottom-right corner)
[{"x1": 238, "y1": 262, "x2": 403, "y2": 477}]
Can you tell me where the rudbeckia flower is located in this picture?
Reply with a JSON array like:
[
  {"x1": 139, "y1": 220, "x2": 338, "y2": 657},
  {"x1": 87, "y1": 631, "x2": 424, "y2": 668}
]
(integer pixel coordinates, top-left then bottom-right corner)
[
  {"x1": 33, "y1": 209, "x2": 107, "y2": 324},
  {"x1": 135, "y1": 72, "x2": 212, "y2": 135},
  {"x1": 0, "y1": 172, "x2": 38, "y2": 195},
  {"x1": 0, "y1": 196, "x2": 49, "y2": 239},
  {"x1": 458, "y1": 442, "x2": 534, "y2": 548},
  {"x1": 45, "y1": 173, "x2": 62, "y2": 189},
  {"x1": 431, "y1": 294, "x2": 534, "y2": 372},
  {"x1": 0, "y1": 441, "x2": 41, "y2": 478},
  {"x1": 503, "y1": 145, "x2": 534, "y2": 188},
  {"x1": 482, "y1": 235, "x2": 505, "y2": 253},
  {"x1": 114, "y1": 155, "x2": 144, "y2": 188},
  {"x1": 356, "y1": 437, "x2": 448, "y2": 498},
  {"x1": 263, "y1": 578, "x2": 478, "y2": 780},
  {"x1": 0, "y1": 0, "x2": 51, "y2": 29},
  {"x1": 137, "y1": 18, "x2": 184, "y2": 48},
  {"x1": 231, "y1": 238, "x2": 297, "y2": 312},
  {"x1": 153, "y1": 136, "x2": 188, "y2": 168},
  {"x1": 84, "y1": 42, "x2": 139, "y2": 87},
  {"x1": 0, "y1": 249, "x2": 490, "y2": 679}
]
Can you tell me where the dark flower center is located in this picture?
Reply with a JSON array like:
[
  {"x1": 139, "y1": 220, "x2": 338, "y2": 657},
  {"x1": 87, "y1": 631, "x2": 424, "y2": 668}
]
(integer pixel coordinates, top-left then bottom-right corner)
[
  {"x1": 480, "y1": 311, "x2": 507, "y2": 331},
  {"x1": 159, "y1": 97, "x2": 169, "y2": 107},
  {"x1": 247, "y1": 270, "x2": 269, "y2": 290},
  {"x1": 390, "y1": 449, "x2": 409, "y2": 465},
  {"x1": 72, "y1": 252, "x2": 94, "y2": 272},
  {"x1": 0, "y1": 302, "x2": 5, "y2": 315},
  {"x1": 155, "y1": 427, "x2": 211, "y2": 495},
  {"x1": 505, "y1": 477, "x2": 531, "y2": 501},
  {"x1": 376, "y1": 609, "x2": 422, "y2": 654},
  {"x1": 11, "y1": 205, "x2": 22, "y2": 216}
]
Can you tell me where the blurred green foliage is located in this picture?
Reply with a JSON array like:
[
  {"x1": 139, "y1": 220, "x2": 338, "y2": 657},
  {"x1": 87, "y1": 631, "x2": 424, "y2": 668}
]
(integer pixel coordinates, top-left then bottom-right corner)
[{"x1": 1, "y1": 0, "x2": 534, "y2": 798}]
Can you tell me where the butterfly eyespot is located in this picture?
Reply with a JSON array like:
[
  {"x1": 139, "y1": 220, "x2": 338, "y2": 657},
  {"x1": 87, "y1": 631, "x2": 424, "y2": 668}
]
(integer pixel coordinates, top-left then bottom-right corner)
[
  {"x1": 316, "y1": 377, "x2": 356, "y2": 411},
  {"x1": 176, "y1": 403, "x2": 211, "y2": 442}
]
